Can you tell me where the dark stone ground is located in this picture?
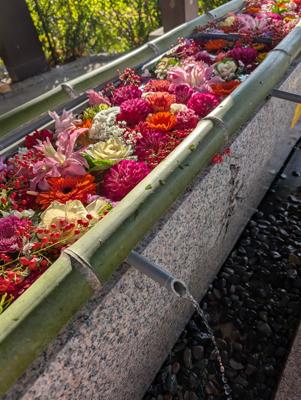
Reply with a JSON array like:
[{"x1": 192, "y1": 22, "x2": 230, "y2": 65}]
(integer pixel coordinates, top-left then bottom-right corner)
[{"x1": 144, "y1": 141, "x2": 301, "y2": 400}]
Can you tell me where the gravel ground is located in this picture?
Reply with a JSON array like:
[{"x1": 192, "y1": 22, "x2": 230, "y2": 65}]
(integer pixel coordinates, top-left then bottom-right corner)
[{"x1": 143, "y1": 142, "x2": 301, "y2": 400}]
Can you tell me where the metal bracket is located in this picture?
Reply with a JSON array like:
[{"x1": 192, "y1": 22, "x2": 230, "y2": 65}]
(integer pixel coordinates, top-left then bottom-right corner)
[
  {"x1": 205, "y1": 11, "x2": 215, "y2": 19},
  {"x1": 63, "y1": 248, "x2": 102, "y2": 291},
  {"x1": 202, "y1": 115, "x2": 229, "y2": 144},
  {"x1": 147, "y1": 42, "x2": 161, "y2": 56},
  {"x1": 270, "y1": 89, "x2": 301, "y2": 104},
  {"x1": 61, "y1": 83, "x2": 78, "y2": 99}
]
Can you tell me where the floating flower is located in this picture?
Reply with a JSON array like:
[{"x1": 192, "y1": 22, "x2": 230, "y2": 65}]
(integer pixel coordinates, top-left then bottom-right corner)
[
  {"x1": 118, "y1": 98, "x2": 151, "y2": 126},
  {"x1": 76, "y1": 119, "x2": 93, "y2": 131},
  {"x1": 135, "y1": 130, "x2": 179, "y2": 169},
  {"x1": 83, "y1": 138, "x2": 133, "y2": 171},
  {"x1": 257, "y1": 52, "x2": 268, "y2": 62},
  {"x1": 102, "y1": 160, "x2": 150, "y2": 201},
  {"x1": 168, "y1": 61, "x2": 220, "y2": 91},
  {"x1": 25, "y1": 129, "x2": 54, "y2": 149},
  {"x1": 155, "y1": 57, "x2": 179, "y2": 79},
  {"x1": 228, "y1": 47, "x2": 258, "y2": 65},
  {"x1": 36, "y1": 174, "x2": 96, "y2": 210},
  {"x1": 49, "y1": 110, "x2": 79, "y2": 134},
  {"x1": 145, "y1": 92, "x2": 176, "y2": 112},
  {"x1": 214, "y1": 58, "x2": 238, "y2": 80},
  {"x1": 219, "y1": 15, "x2": 237, "y2": 30},
  {"x1": 144, "y1": 79, "x2": 171, "y2": 92},
  {"x1": 112, "y1": 85, "x2": 142, "y2": 106},
  {"x1": 211, "y1": 80, "x2": 241, "y2": 97},
  {"x1": 236, "y1": 14, "x2": 270, "y2": 35},
  {"x1": 82, "y1": 104, "x2": 110, "y2": 121},
  {"x1": 38, "y1": 199, "x2": 111, "y2": 244},
  {"x1": 169, "y1": 83, "x2": 195, "y2": 104},
  {"x1": 170, "y1": 104, "x2": 188, "y2": 113},
  {"x1": 135, "y1": 131, "x2": 170, "y2": 160},
  {"x1": 146, "y1": 112, "x2": 177, "y2": 132},
  {"x1": 195, "y1": 51, "x2": 214, "y2": 65},
  {"x1": 86, "y1": 90, "x2": 111, "y2": 106},
  {"x1": 0, "y1": 216, "x2": 30, "y2": 253},
  {"x1": 175, "y1": 109, "x2": 199, "y2": 130},
  {"x1": 204, "y1": 39, "x2": 228, "y2": 52},
  {"x1": 187, "y1": 93, "x2": 220, "y2": 117},
  {"x1": 31, "y1": 130, "x2": 88, "y2": 191},
  {"x1": 89, "y1": 107, "x2": 126, "y2": 142}
]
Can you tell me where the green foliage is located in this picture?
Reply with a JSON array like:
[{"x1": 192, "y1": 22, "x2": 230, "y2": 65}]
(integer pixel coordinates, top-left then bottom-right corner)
[
  {"x1": 26, "y1": 0, "x2": 161, "y2": 64},
  {"x1": 199, "y1": 0, "x2": 228, "y2": 13},
  {"x1": 26, "y1": 0, "x2": 228, "y2": 65}
]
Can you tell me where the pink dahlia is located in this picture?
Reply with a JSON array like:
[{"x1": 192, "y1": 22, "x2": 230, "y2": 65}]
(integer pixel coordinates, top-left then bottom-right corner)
[
  {"x1": 112, "y1": 85, "x2": 142, "y2": 106},
  {"x1": 228, "y1": 47, "x2": 258, "y2": 65},
  {"x1": 169, "y1": 83, "x2": 195, "y2": 104},
  {"x1": 0, "y1": 216, "x2": 29, "y2": 253},
  {"x1": 175, "y1": 109, "x2": 199, "y2": 130},
  {"x1": 102, "y1": 160, "x2": 150, "y2": 201},
  {"x1": 117, "y1": 98, "x2": 151, "y2": 127},
  {"x1": 135, "y1": 131, "x2": 170, "y2": 160},
  {"x1": 187, "y1": 93, "x2": 220, "y2": 118}
]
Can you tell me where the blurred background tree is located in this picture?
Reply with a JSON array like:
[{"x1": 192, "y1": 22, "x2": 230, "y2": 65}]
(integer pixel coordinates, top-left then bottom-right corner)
[{"x1": 26, "y1": 0, "x2": 227, "y2": 65}]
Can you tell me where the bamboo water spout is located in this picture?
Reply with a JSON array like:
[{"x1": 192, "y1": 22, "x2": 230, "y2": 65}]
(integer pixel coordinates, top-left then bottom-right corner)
[{"x1": 126, "y1": 251, "x2": 188, "y2": 297}]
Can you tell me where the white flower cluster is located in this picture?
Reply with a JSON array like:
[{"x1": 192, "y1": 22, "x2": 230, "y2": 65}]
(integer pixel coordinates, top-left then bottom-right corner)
[{"x1": 89, "y1": 107, "x2": 126, "y2": 141}]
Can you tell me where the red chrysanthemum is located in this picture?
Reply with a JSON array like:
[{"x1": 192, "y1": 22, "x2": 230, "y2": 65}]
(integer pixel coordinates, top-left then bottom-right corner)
[
  {"x1": 146, "y1": 112, "x2": 177, "y2": 132},
  {"x1": 169, "y1": 84, "x2": 195, "y2": 104},
  {"x1": 37, "y1": 174, "x2": 96, "y2": 209},
  {"x1": 117, "y1": 98, "x2": 151, "y2": 127},
  {"x1": 175, "y1": 109, "x2": 199, "y2": 130},
  {"x1": 102, "y1": 160, "x2": 150, "y2": 201},
  {"x1": 187, "y1": 93, "x2": 220, "y2": 118},
  {"x1": 135, "y1": 131, "x2": 170, "y2": 161},
  {"x1": 112, "y1": 85, "x2": 142, "y2": 106},
  {"x1": 146, "y1": 92, "x2": 176, "y2": 113},
  {"x1": 228, "y1": 47, "x2": 258, "y2": 65}
]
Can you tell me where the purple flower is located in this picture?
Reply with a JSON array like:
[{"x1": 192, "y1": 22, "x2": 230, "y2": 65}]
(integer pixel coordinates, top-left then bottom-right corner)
[{"x1": 0, "y1": 216, "x2": 28, "y2": 253}]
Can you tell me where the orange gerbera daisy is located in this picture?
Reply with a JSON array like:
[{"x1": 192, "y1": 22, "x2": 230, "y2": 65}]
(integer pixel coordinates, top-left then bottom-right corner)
[
  {"x1": 37, "y1": 174, "x2": 96, "y2": 209},
  {"x1": 145, "y1": 92, "x2": 176, "y2": 113},
  {"x1": 146, "y1": 112, "x2": 177, "y2": 132},
  {"x1": 204, "y1": 39, "x2": 228, "y2": 52},
  {"x1": 211, "y1": 80, "x2": 240, "y2": 97}
]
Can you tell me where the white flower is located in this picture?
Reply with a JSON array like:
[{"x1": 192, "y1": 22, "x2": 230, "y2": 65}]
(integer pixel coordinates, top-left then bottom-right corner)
[{"x1": 89, "y1": 107, "x2": 126, "y2": 141}]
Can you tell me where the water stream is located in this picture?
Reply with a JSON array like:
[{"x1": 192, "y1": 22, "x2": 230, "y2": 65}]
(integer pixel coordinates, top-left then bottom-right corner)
[{"x1": 182, "y1": 292, "x2": 232, "y2": 400}]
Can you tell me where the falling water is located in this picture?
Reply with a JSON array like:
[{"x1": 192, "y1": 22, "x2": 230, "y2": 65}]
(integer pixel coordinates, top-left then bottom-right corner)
[{"x1": 182, "y1": 291, "x2": 232, "y2": 400}]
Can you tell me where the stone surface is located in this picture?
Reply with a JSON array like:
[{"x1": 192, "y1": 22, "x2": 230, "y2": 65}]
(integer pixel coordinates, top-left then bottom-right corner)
[
  {"x1": 275, "y1": 324, "x2": 301, "y2": 400},
  {"x1": 3, "y1": 60, "x2": 301, "y2": 400}
]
